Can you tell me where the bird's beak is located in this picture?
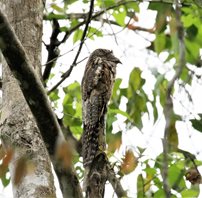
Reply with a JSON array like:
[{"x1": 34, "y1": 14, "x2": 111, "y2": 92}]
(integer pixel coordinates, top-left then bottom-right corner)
[
  {"x1": 115, "y1": 58, "x2": 122, "y2": 64},
  {"x1": 117, "y1": 59, "x2": 122, "y2": 64}
]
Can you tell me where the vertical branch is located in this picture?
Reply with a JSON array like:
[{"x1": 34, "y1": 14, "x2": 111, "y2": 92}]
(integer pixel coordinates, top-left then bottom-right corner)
[
  {"x1": 0, "y1": 10, "x2": 83, "y2": 198},
  {"x1": 43, "y1": 19, "x2": 60, "y2": 84},
  {"x1": 162, "y1": 0, "x2": 185, "y2": 197}
]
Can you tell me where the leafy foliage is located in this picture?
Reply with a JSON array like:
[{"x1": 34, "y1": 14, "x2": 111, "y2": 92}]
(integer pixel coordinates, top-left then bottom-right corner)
[
  {"x1": 62, "y1": 82, "x2": 82, "y2": 136},
  {"x1": 3, "y1": 0, "x2": 201, "y2": 197},
  {"x1": 42, "y1": 0, "x2": 202, "y2": 197}
]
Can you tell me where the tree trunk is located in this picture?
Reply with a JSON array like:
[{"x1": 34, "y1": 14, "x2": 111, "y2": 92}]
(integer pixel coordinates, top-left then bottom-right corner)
[{"x1": 0, "y1": 0, "x2": 56, "y2": 197}]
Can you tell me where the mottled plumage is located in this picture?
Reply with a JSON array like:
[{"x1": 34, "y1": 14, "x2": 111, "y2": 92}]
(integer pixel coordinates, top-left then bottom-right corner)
[{"x1": 81, "y1": 49, "x2": 121, "y2": 168}]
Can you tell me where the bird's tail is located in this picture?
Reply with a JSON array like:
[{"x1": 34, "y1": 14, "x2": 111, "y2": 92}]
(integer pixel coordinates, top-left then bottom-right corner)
[{"x1": 82, "y1": 125, "x2": 99, "y2": 168}]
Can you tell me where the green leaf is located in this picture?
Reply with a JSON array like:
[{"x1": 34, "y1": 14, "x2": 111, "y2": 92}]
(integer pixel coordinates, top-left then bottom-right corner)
[
  {"x1": 70, "y1": 126, "x2": 82, "y2": 136},
  {"x1": 126, "y1": 68, "x2": 147, "y2": 129},
  {"x1": 51, "y1": 3, "x2": 64, "y2": 13},
  {"x1": 153, "y1": 189, "x2": 165, "y2": 198},
  {"x1": 154, "y1": 33, "x2": 166, "y2": 54},
  {"x1": 185, "y1": 39, "x2": 200, "y2": 64},
  {"x1": 73, "y1": 29, "x2": 83, "y2": 44},
  {"x1": 87, "y1": 27, "x2": 103, "y2": 40},
  {"x1": 182, "y1": 13, "x2": 194, "y2": 28},
  {"x1": 144, "y1": 166, "x2": 157, "y2": 176},
  {"x1": 1, "y1": 176, "x2": 10, "y2": 187},
  {"x1": 151, "y1": 98, "x2": 158, "y2": 122},
  {"x1": 194, "y1": 159, "x2": 202, "y2": 166},
  {"x1": 181, "y1": 189, "x2": 199, "y2": 197},
  {"x1": 127, "y1": 92, "x2": 147, "y2": 129},
  {"x1": 49, "y1": 89, "x2": 60, "y2": 101},
  {"x1": 62, "y1": 82, "x2": 82, "y2": 128},
  {"x1": 168, "y1": 164, "x2": 186, "y2": 190},
  {"x1": 125, "y1": 1, "x2": 139, "y2": 12},
  {"x1": 45, "y1": 13, "x2": 67, "y2": 20},
  {"x1": 96, "y1": 0, "x2": 115, "y2": 7},
  {"x1": 159, "y1": 79, "x2": 168, "y2": 106},
  {"x1": 153, "y1": 176, "x2": 162, "y2": 189},
  {"x1": 149, "y1": 2, "x2": 172, "y2": 33},
  {"x1": 0, "y1": 164, "x2": 9, "y2": 187},
  {"x1": 137, "y1": 174, "x2": 144, "y2": 198},
  {"x1": 137, "y1": 146, "x2": 146, "y2": 154},
  {"x1": 128, "y1": 68, "x2": 145, "y2": 93},
  {"x1": 63, "y1": 104, "x2": 75, "y2": 115},
  {"x1": 70, "y1": 19, "x2": 79, "y2": 28},
  {"x1": 190, "y1": 119, "x2": 202, "y2": 132},
  {"x1": 113, "y1": 6, "x2": 126, "y2": 26},
  {"x1": 64, "y1": 0, "x2": 77, "y2": 6},
  {"x1": 186, "y1": 24, "x2": 198, "y2": 41},
  {"x1": 109, "y1": 108, "x2": 131, "y2": 120},
  {"x1": 63, "y1": 81, "x2": 81, "y2": 99},
  {"x1": 106, "y1": 111, "x2": 117, "y2": 133},
  {"x1": 60, "y1": 26, "x2": 68, "y2": 32},
  {"x1": 112, "y1": 78, "x2": 122, "y2": 99},
  {"x1": 180, "y1": 67, "x2": 189, "y2": 82}
]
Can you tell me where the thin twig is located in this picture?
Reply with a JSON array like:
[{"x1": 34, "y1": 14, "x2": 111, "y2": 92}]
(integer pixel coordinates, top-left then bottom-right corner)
[
  {"x1": 107, "y1": 161, "x2": 127, "y2": 197},
  {"x1": 162, "y1": 0, "x2": 185, "y2": 197},
  {"x1": 48, "y1": 0, "x2": 95, "y2": 94}
]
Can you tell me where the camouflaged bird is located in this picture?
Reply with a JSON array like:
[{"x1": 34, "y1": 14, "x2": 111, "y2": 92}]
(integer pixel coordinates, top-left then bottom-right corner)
[{"x1": 81, "y1": 49, "x2": 121, "y2": 168}]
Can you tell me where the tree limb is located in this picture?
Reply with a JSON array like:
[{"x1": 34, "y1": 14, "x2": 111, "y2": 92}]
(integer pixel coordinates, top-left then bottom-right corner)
[
  {"x1": 162, "y1": 1, "x2": 185, "y2": 197},
  {"x1": 107, "y1": 161, "x2": 127, "y2": 198},
  {"x1": 0, "y1": 10, "x2": 83, "y2": 198},
  {"x1": 42, "y1": 19, "x2": 60, "y2": 84}
]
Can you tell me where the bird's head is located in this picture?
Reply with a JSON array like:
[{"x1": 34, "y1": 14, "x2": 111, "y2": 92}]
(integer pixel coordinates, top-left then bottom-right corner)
[{"x1": 89, "y1": 48, "x2": 121, "y2": 64}]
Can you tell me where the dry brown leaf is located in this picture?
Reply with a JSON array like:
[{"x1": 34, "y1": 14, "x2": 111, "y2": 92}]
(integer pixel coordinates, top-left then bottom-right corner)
[
  {"x1": 185, "y1": 168, "x2": 202, "y2": 185},
  {"x1": 3, "y1": 149, "x2": 13, "y2": 166},
  {"x1": 121, "y1": 150, "x2": 138, "y2": 175},
  {"x1": 0, "y1": 149, "x2": 13, "y2": 178}
]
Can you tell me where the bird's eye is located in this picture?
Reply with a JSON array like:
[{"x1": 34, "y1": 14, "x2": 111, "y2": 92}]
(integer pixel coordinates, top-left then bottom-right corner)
[{"x1": 110, "y1": 50, "x2": 113, "y2": 53}]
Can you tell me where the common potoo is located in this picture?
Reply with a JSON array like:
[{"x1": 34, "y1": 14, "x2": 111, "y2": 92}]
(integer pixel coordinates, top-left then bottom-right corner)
[{"x1": 81, "y1": 49, "x2": 121, "y2": 169}]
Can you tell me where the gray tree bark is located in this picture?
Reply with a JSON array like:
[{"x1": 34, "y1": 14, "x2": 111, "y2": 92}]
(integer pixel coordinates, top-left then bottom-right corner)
[{"x1": 0, "y1": 0, "x2": 56, "y2": 197}]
